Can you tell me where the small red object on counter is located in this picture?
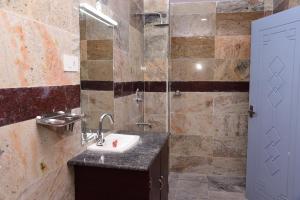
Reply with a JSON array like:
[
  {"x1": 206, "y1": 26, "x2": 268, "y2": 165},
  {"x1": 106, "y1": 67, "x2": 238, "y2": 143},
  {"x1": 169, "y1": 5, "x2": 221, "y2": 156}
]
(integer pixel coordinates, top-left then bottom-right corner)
[{"x1": 112, "y1": 139, "x2": 118, "y2": 148}]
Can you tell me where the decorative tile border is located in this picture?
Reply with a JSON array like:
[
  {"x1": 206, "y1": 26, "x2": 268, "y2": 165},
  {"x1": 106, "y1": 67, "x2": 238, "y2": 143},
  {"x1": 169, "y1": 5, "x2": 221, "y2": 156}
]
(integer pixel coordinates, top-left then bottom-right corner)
[
  {"x1": 0, "y1": 85, "x2": 80, "y2": 127},
  {"x1": 80, "y1": 80, "x2": 249, "y2": 96},
  {"x1": 170, "y1": 81, "x2": 249, "y2": 92},
  {"x1": 81, "y1": 81, "x2": 113, "y2": 91}
]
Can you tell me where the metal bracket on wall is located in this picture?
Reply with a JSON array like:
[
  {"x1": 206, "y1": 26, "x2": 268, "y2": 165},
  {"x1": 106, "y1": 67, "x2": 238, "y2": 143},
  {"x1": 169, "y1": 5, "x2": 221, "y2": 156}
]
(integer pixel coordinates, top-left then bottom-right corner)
[
  {"x1": 36, "y1": 111, "x2": 82, "y2": 132},
  {"x1": 136, "y1": 122, "x2": 152, "y2": 129}
]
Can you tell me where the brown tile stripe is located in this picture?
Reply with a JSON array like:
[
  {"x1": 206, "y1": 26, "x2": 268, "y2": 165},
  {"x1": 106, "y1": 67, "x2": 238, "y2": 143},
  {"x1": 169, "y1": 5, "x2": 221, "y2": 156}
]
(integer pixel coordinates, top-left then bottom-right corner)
[
  {"x1": 0, "y1": 85, "x2": 80, "y2": 127},
  {"x1": 81, "y1": 81, "x2": 113, "y2": 91},
  {"x1": 81, "y1": 81, "x2": 248, "y2": 94},
  {"x1": 170, "y1": 81, "x2": 249, "y2": 92}
]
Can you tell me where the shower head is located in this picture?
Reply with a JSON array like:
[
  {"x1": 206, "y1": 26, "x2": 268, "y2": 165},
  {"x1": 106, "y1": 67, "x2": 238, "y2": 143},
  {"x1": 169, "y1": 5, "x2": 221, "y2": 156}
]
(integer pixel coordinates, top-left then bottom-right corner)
[
  {"x1": 136, "y1": 12, "x2": 168, "y2": 27},
  {"x1": 154, "y1": 23, "x2": 169, "y2": 27}
]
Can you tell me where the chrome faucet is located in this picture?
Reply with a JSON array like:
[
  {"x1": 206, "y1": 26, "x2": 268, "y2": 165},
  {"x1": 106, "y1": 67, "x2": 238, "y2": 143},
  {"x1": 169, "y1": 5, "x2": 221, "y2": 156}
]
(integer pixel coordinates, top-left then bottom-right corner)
[{"x1": 97, "y1": 113, "x2": 114, "y2": 146}]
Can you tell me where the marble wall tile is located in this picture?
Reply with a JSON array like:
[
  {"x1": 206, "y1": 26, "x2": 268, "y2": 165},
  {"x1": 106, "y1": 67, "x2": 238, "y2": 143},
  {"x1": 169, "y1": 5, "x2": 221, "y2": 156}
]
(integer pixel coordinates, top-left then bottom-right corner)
[
  {"x1": 207, "y1": 176, "x2": 245, "y2": 193},
  {"x1": 215, "y1": 36, "x2": 251, "y2": 59},
  {"x1": 216, "y1": 12, "x2": 264, "y2": 36},
  {"x1": 213, "y1": 114, "x2": 248, "y2": 137},
  {"x1": 171, "y1": 92, "x2": 214, "y2": 114},
  {"x1": 171, "y1": 113, "x2": 215, "y2": 136},
  {"x1": 0, "y1": 116, "x2": 83, "y2": 199},
  {"x1": 0, "y1": 10, "x2": 80, "y2": 88},
  {"x1": 211, "y1": 157, "x2": 246, "y2": 176},
  {"x1": 171, "y1": 2, "x2": 216, "y2": 15},
  {"x1": 209, "y1": 191, "x2": 246, "y2": 200},
  {"x1": 171, "y1": 58, "x2": 250, "y2": 81},
  {"x1": 170, "y1": 155, "x2": 213, "y2": 175},
  {"x1": 212, "y1": 137, "x2": 247, "y2": 158},
  {"x1": 114, "y1": 17, "x2": 130, "y2": 52},
  {"x1": 144, "y1": 58, "x2": 168, "y2": 81},
  {"x1": 0, "y1": 0, "x2": 80, "y2": 34},
  {"x1": 80, "y1": 40, "x2": 87, "y2": 61},
  {"x1": 113, "y1": 47, "x2": 131, "y2": 82},
  {"x1": 170, "y1": 135, "x2": 213, "y2": 157},
  {"x1": 85, "y1": 16, "x2": 113, "y2": 40},
  {"x1": 18, "y1": 166, "x2": 75, "y2": 200},
  {"x1": 273, "y1": 0, "x2": 289, "y2": 12},
  {"x1": 114, "y1": 94, "x2": 143, "y2": 131},
  {"x1": 171, "y1": 37, "x2": 215, "y2": 59},
  {"x1": 217, "y1": 0, "x2": 264, "y2": 13},
  {"x1": 144, "y1": 92, "x2": 167, "y2": 115},
  {"x1": 129, "y1": 25, "x2": 144, "y2": 82},
  {"x1": 289, "y1": 0, "x2": 300, "y2": 8},
  {"x1": 85, "y1": 60, "x2": 113, "y2": 81},
  {"x1": 173, "y1": 178, "x2": 209, "y2": 200},
  {"x1": 171, "y1": 14, "x2": 216, "y2": 37},
  {"x1": 144, "y1": 114, "x2": 167, "y2": 132},
  {"x1": 87, "y1": 40, "x2": 113, "y2": 60},
  {"x1": 214, "y1": 59, "x2": 250, "y2": 81},
  {"x1": 213, "y1": 92, "x2": 249, "y2": 114},
  {"x1": 171, "y1": 58, "x2": 215, "y2": 81},
  {"x1": 144, "y1": 25, "x2": 169, "y2": 59},
  {"x1": 144, "y1": 0, "x2": 169, "y2": 12}
]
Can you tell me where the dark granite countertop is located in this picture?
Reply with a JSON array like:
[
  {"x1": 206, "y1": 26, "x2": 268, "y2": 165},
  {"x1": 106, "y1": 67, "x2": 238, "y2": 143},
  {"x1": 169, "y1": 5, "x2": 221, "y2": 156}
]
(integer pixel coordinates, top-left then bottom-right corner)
[{"x1": 67, "y1": 131, "x2": 169, "y2": 171}]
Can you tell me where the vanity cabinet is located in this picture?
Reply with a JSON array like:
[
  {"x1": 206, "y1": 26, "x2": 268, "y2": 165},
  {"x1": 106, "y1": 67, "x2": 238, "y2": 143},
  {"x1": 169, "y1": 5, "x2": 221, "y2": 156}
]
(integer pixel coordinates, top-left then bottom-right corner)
[{"x1": 73, "y1": 139, "x2": 169, "y2": 200}]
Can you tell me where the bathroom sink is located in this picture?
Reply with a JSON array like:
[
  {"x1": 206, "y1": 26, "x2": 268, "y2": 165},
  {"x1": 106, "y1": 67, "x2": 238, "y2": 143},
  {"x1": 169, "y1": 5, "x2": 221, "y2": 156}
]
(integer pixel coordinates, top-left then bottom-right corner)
[{"x1": 87, "y1": 133, "x2": 140, "y2": 153}]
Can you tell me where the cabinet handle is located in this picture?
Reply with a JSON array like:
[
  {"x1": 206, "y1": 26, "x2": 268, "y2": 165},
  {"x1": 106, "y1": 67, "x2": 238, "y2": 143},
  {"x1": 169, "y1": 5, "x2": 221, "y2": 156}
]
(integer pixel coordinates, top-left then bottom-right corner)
[{"x1": 159, "y1": 176, "x2": 164, "y2": 191}]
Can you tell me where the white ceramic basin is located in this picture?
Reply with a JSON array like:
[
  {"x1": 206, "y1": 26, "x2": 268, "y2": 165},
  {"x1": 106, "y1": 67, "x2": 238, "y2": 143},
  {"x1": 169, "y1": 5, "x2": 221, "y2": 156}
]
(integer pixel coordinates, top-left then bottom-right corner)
[{"x1": 87, "y1": 133, "x2": 140, "y2": 153}]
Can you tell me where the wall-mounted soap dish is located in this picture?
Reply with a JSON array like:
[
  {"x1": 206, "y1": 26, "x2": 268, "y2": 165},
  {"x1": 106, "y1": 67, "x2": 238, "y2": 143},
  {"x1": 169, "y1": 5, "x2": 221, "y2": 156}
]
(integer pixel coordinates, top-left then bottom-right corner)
[{"x1": 36, "y1": 111, "x2": 82, "y2": 131}]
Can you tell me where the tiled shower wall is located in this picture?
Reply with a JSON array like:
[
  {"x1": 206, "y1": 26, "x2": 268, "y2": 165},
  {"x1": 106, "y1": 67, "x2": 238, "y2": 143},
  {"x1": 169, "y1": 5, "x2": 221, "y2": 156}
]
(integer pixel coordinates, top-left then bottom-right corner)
[
  {"x1": 0, "y1": 1, "x2": 83, "y2": 199},
  {"x1": 143, "y1": 0, "x2": 169, "y2": 132},
  {"x1": 169, "y1": 0, "x2": 300, "y2": 199}
]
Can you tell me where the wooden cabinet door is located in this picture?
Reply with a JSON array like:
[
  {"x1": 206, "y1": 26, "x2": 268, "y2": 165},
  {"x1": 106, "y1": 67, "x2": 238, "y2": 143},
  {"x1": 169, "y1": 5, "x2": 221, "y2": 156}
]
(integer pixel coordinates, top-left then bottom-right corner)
[
  {"x1": 160, "y1": 140, "x2": 169, "y2": 200},
  {"x1": 149, "y1": 152, "x2": 161, "y2": 200}
]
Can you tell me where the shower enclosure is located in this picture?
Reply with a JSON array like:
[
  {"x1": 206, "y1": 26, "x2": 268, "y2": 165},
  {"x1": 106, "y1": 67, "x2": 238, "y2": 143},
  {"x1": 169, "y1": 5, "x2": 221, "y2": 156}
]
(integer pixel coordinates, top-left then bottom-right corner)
[{"x1": 79, "y1": 0, "x2": 170, "y2": 134}]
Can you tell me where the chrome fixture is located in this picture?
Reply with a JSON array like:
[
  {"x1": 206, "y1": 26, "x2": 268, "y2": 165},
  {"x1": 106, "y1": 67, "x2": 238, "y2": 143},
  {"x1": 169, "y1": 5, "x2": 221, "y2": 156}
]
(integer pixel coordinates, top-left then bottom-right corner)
[
  {"x1": 79, "y1": 3, "x2": 118, "y2": 27},
  {"x1": 136, "y1": 12, "x2": 169, "y2": 27},
  {"x1": 136, "y1": 122, "x2": 152, "y2": 129},
  {"x1": 36, "y1": 111, "x2": 82, "y2": 131},
  {"x1": 97, "y1": 113, "x2": 114, "y2": 146},
  {"x1": 173, "y1": 90, "x2": 181, "y2": 97},
  {"x1": 135, "y1": 88, "x2": 143, "y2": 102}
]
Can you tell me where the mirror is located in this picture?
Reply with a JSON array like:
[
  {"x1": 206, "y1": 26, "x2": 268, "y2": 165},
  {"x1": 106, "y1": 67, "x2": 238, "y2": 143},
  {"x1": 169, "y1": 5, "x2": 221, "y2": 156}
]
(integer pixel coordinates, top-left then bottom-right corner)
[{"x1": 80, "y1": 1, "x2": 114, "y2": 132}]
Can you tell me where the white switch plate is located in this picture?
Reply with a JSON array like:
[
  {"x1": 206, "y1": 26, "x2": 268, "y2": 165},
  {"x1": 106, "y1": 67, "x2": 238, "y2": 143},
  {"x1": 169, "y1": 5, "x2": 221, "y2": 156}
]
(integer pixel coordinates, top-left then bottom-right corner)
[{"x1": 63, "y1": 54, "x2": 79, "y2": 72}]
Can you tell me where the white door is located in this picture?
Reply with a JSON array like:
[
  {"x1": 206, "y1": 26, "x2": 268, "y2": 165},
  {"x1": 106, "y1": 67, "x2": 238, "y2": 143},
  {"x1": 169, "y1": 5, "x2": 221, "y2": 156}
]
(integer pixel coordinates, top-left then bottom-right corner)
[{"x1": 246, "y1": 7, "x2": 300, "y2": 200}]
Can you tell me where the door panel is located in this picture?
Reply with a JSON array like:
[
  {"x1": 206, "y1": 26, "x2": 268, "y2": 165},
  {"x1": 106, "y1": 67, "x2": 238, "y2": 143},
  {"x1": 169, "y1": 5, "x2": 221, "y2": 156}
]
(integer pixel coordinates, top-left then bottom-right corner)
[{"x1": 247, "y1": 7, "x2": 300, "y2": 200}]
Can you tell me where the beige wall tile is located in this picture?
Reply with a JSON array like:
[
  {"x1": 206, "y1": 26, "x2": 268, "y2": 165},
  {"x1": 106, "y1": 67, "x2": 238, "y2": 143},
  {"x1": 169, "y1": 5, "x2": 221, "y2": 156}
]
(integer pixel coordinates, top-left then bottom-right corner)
[
  {"x1": 171, "y1": 92, "x2": 214, "y2": 114},
  {"x1": 213, "y1": 114, "x2": 248, "y2": 137},
  {"x1": 171, "y1": 58, "x2": 215, "y2": 81},
  {"x1": 213, "y1": 92, "x2": 249, "y2": 115},
  {"x1": 144, "y1": 0, "x2": 168, "y2": 12},
  {"x1": 0, "y1": 10, "x2": 80, "y2": 88},
  {"x1": 212, "y1": 136, "x2": 247, "y2": 158},
  {"x1": 170, "y1": 135, "x2": 213, "y2": 157},
  {"x1": 171, "y1": 36, "x2": 215, "y2": 59},
  {"x1": 171, "y1": 113, "x2": 215, "y2": 136},
  {"x1": 87, "y1": 40, "x2": 113, "y2": 60},
  {"x1": 0, "y1": 118, "x2": 84, "y2": 199},
  {"x1": 85, "y1": 60, "x2": 113, "y2": 81},
  {"x1": 211, "y1": 157, "x2": 246, "y2": 176},
  {"x1": 216, "y1": 12, "x2": 264, "y2": 36},
  {"x1": 144, "y1": 114, "x2": 167, "y2": 132},
  {"x1": 215, "y1": 36, "x2": 251, "y2": 59},
  {"x1": 144, "y1": 58, "x2": 168, "y2": 81},
  {"x1": 171, "y1": 2, "x2": 216, "y2": 15},
  {"x1": 170, "y1": 155, "x2": 213, "y2": 175},
  {"x1": 171, "y1": 14, "x2": 216, "y2": 37},
  {"x1": 214, "y1": 59, "x2": 250, "y2": 81},
  {"x1": 144, "y1": 92, "x2": 167, "y2": 115}
]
